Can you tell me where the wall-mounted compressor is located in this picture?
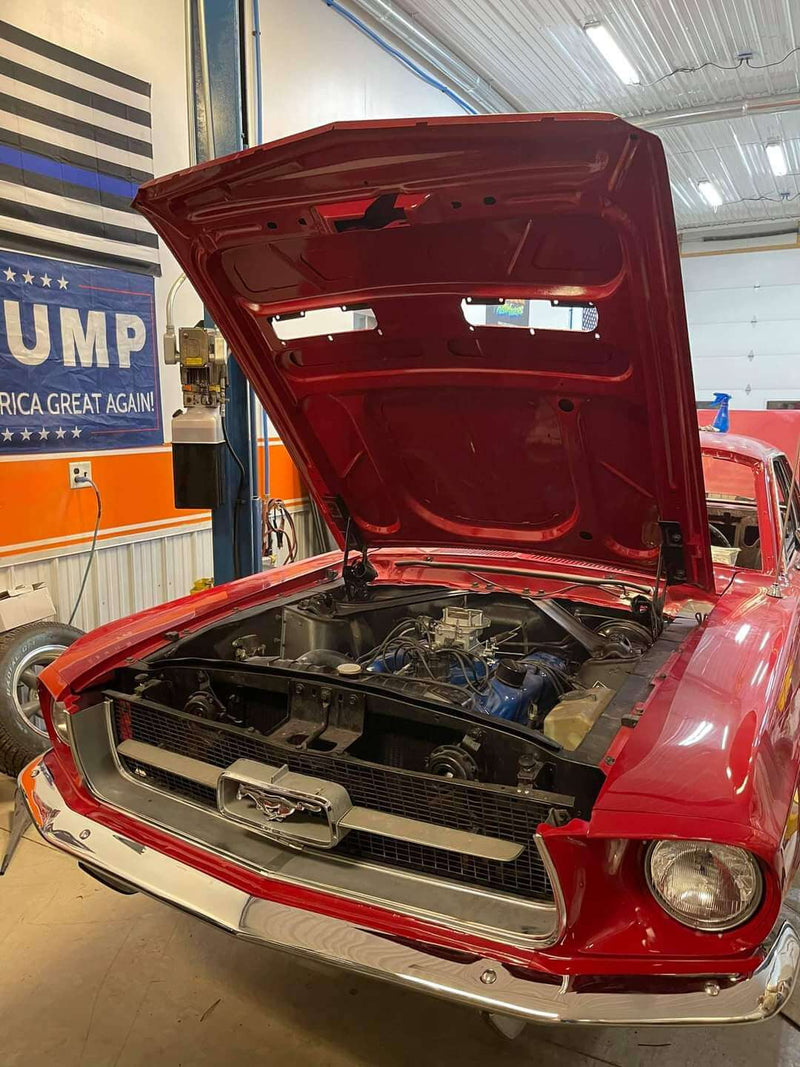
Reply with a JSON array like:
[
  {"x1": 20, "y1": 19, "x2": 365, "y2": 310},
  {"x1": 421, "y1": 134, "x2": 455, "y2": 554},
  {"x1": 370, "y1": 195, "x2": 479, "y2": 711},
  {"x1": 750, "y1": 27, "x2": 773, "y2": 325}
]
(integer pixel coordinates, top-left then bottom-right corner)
[{"x1": 165, "y1": 311, "x2": 229, "y2": 509}]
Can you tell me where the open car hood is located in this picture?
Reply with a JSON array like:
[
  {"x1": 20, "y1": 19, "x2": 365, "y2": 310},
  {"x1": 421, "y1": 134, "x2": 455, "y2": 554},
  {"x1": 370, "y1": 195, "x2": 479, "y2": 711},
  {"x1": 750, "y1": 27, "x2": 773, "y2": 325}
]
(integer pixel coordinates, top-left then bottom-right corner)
[{"x1": 135, "y1": 113, "x2": 712, "y2": 591}]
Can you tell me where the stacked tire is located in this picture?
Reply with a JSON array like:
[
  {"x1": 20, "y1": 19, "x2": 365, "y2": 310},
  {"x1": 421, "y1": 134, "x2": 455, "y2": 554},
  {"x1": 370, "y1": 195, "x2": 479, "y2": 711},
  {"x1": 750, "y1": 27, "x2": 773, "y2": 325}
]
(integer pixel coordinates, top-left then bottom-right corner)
[{"x1": 0, "y1": 622, "x2": 83, "y2": 777}]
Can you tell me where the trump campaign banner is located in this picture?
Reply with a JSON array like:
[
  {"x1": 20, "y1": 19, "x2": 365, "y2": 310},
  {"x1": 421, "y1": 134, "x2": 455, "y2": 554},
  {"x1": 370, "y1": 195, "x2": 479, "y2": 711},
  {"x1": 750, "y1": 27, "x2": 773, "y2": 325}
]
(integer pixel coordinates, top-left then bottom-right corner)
[{"x1": 0, "y1": 249, "x2": 162, "y2": 452}]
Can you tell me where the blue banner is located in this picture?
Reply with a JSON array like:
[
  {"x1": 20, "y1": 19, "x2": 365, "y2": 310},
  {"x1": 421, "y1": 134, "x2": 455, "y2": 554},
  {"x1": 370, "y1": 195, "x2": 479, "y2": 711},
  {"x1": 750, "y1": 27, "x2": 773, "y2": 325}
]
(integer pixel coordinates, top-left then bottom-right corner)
[{"x1": 0, "y1": 250, "x2": 162, "y2": 453}]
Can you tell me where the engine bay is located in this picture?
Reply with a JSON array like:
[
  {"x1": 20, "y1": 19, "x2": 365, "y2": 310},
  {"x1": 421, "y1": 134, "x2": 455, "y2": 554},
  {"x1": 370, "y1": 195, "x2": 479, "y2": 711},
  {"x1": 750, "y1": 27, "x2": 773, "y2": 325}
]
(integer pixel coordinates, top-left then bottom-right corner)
[
  {"x1": 104, "y1": 582, "x2": 680, "y2": 816},
  {"x1": 267, "y1": 589, "x2": 656, "y2": 746}
]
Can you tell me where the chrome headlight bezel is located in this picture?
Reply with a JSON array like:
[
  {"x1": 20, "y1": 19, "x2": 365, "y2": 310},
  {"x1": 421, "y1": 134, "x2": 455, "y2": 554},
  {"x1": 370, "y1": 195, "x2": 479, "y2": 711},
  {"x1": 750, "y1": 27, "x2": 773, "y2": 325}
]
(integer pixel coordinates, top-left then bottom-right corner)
[
  {"x1": 645, "y1": 840, "x2": 763, "y2": 932},
  {"x1": 49, "y1": 700, "x2": 72, "y2": 747}
]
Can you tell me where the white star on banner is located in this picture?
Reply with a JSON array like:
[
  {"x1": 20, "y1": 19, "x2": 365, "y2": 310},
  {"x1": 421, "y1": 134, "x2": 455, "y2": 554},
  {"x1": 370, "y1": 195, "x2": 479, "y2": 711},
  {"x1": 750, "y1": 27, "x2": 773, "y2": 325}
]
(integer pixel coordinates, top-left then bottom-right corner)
[
  {"x1": 40, "y1": 274, "x2": 51, "y2": 287},
  {"x1": 71, "y1": 426, "x2": 81, "y2": 438},
  {"x1": 20, "y1": 428, "x2": 31, "y2": 441},
  {"x1": 57, "y1": 276, "x2": 68, "y2": 289},
  {"x1": 1, "y1": 429, "x2": 12, "y2": 442},
  {"x1": 22, "y1": 270, "x2": 33, "y2": 284},
  {"x1": 55, "y1": 427, "x2": 66, "y2": 440},
  {"x1": 3, "y1": 267, "x2": 15, "y2": 282},
  {"x1": 38, "y1": 427, "x2": 49, "y2": 440}
]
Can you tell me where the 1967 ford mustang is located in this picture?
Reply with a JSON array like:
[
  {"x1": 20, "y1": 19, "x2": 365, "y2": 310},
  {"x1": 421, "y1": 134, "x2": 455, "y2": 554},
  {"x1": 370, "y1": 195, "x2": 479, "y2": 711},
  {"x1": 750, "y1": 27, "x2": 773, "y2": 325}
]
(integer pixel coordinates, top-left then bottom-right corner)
[{"x1": 7, "y1": 113, "x2": 800, "y2": 1029}]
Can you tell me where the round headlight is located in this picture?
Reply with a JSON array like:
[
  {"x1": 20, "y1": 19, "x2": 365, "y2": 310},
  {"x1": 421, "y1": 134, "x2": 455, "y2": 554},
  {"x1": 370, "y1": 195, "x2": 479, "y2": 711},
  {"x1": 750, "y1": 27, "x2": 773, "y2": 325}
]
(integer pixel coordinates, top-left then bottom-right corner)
[{"x1": 646, "y1": 841, "x2": 762, "y2": 931}]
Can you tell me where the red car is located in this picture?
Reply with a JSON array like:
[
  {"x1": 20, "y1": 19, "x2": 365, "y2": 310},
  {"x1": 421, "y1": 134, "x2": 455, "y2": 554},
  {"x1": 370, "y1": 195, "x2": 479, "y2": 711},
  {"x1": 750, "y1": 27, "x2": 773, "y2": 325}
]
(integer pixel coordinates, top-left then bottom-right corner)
[{"x1": 8, "y1": 114, "x2": 800, "y2": 1029}]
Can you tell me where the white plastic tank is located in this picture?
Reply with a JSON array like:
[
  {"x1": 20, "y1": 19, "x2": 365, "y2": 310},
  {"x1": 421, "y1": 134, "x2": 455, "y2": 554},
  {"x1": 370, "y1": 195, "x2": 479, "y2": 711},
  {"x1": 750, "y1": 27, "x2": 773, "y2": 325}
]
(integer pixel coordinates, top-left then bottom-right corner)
[{"x1": 543, "y1": 683, "x2": 615, "y2": 751}]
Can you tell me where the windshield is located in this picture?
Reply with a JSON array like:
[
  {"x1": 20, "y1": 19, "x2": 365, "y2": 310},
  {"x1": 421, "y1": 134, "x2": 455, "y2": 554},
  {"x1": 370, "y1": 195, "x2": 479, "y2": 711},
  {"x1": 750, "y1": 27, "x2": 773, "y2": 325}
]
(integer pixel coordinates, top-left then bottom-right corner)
[
  {"x1": 702, "y1": 453, "x2": 761, "y2": 569},
  {"x1": 702, "y1": 454, "x2": 757, "y2": 504}
]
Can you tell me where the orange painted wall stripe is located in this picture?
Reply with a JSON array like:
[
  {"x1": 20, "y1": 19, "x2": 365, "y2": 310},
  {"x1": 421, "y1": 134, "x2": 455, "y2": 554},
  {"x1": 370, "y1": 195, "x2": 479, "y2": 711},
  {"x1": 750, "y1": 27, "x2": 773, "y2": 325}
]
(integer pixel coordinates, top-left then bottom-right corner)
[
  {"x1": 0, "y1": 441, "x2": 306, "y2": 559},
  {"x1": 1, "y1": 514, "x2": 212, "y2": 560},
  {"x1": 263, "y1": 441, "x2": 305, "y2": 503}
]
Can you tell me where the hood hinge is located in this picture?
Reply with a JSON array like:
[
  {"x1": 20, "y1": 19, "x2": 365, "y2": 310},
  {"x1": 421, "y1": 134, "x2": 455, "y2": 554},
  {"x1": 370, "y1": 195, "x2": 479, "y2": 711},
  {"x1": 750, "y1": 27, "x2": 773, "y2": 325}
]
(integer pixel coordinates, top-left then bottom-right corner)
[
  {"x1": 658, "y1": 520, "x2": 687, "y2": 585},
  {"x1": 341, "y1": 512, "x2": 377, "y2": 601}
]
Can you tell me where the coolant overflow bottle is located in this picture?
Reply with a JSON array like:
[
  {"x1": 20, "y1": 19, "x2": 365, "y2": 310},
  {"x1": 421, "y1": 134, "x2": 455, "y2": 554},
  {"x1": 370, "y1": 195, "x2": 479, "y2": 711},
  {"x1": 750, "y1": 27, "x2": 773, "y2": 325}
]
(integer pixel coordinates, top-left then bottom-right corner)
[{"x1": 543, "y1": 684, "x2": 615, "y2": 751}]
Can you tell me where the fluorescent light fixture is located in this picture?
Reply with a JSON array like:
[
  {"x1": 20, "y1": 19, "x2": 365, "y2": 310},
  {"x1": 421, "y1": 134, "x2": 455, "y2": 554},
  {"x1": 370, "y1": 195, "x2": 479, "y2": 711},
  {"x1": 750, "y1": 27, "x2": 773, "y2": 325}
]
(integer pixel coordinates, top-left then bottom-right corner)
[
  {"x1": 584, "y1": 22, "x2": 640, "y2": 85},
  {"x1": 766, "y1": 140, "x2": 789, "y2": 177},
  {"x1": 697, "y1": 179, "x2": 723, "y2": 208}
]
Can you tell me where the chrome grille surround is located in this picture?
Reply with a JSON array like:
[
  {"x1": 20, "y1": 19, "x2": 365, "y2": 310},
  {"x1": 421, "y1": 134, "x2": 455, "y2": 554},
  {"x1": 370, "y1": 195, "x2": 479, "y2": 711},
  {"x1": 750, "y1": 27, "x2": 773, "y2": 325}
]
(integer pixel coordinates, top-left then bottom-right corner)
[
  {"x1": 110, "y1": 693, "x2": 556, "y2": 902},
  {"x1": 67, "y1": 701, "x2": 565, "y2": 949}
]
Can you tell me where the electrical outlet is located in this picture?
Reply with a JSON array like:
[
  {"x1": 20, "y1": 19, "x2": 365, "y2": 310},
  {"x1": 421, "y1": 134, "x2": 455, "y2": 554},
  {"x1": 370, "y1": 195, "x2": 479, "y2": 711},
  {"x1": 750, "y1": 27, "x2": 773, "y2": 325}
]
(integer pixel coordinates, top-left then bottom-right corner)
[{"x1": 68, "y1": 461, "x2": 92, "y2": 489}]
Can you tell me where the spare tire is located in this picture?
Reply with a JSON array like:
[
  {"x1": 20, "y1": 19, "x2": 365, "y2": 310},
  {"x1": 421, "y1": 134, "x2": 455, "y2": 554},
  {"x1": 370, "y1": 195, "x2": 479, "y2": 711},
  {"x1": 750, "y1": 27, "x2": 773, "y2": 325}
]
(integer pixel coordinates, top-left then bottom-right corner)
[{"x1": 0, "y1": 621, "x2": 83, "y2": 777}]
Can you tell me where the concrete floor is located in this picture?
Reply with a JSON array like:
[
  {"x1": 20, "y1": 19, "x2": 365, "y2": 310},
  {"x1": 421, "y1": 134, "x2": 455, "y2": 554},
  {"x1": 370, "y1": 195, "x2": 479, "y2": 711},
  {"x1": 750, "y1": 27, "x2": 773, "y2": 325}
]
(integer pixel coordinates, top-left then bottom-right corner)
[{"x1": 3, "y1": 776, "x2": 800, "y2": 1067}]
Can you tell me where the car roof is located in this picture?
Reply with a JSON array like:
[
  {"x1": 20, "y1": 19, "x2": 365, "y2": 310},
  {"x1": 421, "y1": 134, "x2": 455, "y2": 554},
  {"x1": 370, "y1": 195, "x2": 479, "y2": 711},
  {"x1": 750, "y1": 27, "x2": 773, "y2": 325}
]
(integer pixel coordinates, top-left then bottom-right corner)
[{"x1": 699, "y1": 430, "x2": 783, "y2": 464}]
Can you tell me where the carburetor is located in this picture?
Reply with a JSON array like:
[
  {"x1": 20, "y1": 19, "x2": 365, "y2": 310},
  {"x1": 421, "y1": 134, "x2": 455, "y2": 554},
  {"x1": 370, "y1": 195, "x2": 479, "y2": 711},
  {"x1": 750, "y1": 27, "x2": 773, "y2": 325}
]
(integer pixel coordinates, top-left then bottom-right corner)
[{"x1": 430, "y1": 606, "x2": 488, "y2": 652}]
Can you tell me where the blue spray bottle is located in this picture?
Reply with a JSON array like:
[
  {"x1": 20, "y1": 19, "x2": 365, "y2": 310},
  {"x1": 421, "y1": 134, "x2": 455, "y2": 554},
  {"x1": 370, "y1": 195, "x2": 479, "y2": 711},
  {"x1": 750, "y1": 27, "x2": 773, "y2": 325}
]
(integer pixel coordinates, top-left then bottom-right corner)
[{"x1": 710, "y1": 392, "x2": 731, "y2": 433}]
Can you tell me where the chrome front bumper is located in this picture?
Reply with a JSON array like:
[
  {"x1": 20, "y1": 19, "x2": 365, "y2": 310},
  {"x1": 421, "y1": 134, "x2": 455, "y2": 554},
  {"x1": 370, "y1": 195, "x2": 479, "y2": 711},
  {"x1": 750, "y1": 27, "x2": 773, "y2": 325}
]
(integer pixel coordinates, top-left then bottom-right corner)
[{"x1": 14, "y1": 754, "x2": 800, "y2": 1026}]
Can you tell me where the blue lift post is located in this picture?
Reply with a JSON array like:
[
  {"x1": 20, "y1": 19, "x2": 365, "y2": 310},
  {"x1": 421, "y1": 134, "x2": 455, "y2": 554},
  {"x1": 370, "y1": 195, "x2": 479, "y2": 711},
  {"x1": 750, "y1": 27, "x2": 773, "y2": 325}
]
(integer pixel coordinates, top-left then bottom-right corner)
[
  {"x1": 188, "y1": 0, "x2": 261, "y2": 582},
  {"x1": 251, "y1": 0, "x2": 270, "y2": 505}
]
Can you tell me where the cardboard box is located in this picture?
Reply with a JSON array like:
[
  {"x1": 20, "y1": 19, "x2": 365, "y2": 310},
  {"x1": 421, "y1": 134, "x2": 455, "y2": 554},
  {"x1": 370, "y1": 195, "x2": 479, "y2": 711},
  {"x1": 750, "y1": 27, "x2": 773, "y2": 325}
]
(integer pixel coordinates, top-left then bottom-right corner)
[{"x1": 0, "y1": 583, "x2": 56, "y2": 632}]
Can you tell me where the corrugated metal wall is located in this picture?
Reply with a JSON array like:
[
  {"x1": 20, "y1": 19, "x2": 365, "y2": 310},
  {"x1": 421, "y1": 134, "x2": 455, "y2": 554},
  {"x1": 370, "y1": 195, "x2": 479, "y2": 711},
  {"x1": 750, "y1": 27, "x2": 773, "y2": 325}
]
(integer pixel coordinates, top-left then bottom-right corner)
[
  {"x1": 0, "y1": 526, "x2": 213, "y2": 632},
  {"x1": 0, "y1": 503, "x2": 316, "y2": 633}
]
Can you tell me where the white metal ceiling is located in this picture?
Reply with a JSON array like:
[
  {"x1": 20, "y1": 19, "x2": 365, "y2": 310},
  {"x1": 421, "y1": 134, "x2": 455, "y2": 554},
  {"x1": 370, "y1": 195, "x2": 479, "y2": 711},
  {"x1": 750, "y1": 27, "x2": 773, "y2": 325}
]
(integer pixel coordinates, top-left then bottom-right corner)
[{"x1": 370, "y1": 0, "x2": 800, "y2": 233}]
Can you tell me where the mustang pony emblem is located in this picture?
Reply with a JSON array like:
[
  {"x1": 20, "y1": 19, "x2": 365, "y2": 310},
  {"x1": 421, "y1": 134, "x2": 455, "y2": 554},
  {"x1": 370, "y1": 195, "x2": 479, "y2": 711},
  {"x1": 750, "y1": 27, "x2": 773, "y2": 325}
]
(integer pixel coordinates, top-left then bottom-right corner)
[{"x1": 236, "y1": 784, "x2": 324, "y2": 822}]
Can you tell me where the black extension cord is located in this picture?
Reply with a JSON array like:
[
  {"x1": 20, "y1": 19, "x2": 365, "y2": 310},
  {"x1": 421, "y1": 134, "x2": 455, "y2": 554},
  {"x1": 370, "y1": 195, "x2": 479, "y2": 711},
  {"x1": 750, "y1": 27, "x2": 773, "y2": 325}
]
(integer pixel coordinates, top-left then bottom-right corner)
[
  {"x1": 68, "y1": 476, "x2": 102, "y2": 625},
  {"x1": 221, "y1": 413, "x2": 246, "y2": 579}
]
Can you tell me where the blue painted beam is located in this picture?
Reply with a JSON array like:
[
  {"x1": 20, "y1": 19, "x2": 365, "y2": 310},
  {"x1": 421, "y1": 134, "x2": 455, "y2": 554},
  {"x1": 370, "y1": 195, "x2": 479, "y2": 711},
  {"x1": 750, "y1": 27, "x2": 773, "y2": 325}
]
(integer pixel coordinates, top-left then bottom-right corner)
[
  {"x1": 189, "y1": 0, "x2": 261, "y2": 582},
  {"x1": 252, "y1": 0, "x2": 269, "y2": 501}
]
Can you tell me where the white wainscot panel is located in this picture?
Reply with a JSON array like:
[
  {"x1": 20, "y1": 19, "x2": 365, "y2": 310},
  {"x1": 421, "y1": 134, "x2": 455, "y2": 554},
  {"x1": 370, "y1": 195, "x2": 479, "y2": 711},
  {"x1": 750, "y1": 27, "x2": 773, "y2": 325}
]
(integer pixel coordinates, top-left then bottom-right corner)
[{"x1": 0, "y1": 527, "x2": 213, "y2": 634}]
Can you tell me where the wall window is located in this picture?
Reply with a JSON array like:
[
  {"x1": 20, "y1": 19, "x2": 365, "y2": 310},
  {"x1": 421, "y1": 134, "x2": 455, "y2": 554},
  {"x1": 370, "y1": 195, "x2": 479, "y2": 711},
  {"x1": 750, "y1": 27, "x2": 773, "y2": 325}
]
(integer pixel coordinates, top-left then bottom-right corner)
[{"x1": 461, "y1": 299, "x2": 598, "y2": 332}]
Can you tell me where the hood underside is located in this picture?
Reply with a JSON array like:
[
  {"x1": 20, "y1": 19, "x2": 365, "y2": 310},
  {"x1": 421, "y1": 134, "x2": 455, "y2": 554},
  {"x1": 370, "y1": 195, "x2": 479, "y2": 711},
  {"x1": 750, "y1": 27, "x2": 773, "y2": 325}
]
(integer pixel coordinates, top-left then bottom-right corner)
[{"x1": 135, "y1": 113, "x2": 713, "y2": 591}]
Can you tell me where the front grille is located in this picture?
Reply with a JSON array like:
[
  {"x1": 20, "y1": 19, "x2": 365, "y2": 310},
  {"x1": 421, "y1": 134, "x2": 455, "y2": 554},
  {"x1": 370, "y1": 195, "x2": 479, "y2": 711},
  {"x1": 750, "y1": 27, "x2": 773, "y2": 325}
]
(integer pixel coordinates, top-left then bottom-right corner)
[{"x1": 111, "y1": 696, "x2": 554, "y2": 901}]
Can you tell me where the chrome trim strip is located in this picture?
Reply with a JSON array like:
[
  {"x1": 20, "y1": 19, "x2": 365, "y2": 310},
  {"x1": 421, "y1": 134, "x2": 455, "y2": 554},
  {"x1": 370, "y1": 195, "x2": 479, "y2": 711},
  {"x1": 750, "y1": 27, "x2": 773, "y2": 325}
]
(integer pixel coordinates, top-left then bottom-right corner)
[
  {"x1": 337, "y1": 806, "x2": 523, "y2": 861},
  {"x1": 69, "y1": 702, "x2": 562, "y2": 949},
  {"x1": 119, "y1": 738, "x2": 524, "y2": 862},
  {"x1": 117, "y1": 739, "x2": 222, "y2": 790},
  {"x1": 20, "y1": 755, "x2": 800, "y2": 1027}
]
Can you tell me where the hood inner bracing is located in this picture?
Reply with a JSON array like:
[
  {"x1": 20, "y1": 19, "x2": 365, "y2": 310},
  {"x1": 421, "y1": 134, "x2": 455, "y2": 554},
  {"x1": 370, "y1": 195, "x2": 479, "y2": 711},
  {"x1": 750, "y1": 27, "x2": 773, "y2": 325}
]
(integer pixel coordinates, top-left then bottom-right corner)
[{"x1": 135, "y1": 113, "x2": 712, "y2": 591}]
